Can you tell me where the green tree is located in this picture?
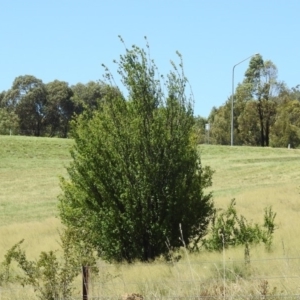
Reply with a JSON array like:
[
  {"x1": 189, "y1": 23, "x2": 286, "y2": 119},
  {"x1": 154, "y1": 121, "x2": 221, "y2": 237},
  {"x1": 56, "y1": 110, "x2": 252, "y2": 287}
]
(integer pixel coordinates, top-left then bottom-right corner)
[
  {"x1": 4, "y1": 75, "x2": 47, "y2": 136},
  {"x1": 193, "y1": 115, "x2": 208, "y2": 144},
  {"x1": 208, "y1": 103, "x2": 231, "y2": 145},
  {"x1": 0, "y1": 108, "x2": 19, "y2": 135},
  {"x1": 71, "y1": 81, "x2": 108, "y2": 114},
  {"x1": 270, "y1": 100, "x2": 300, "y2": 148},
  {"x1": 290, "y1": 84, "x2": 300, "y2": 101},
  {"x1": 0, "y1": 91, "x2": 6, "y2": 108},
  {"x1": 45, "y1": 80, "x2": 74, "y2": 137},
  {"x1": 244, "y1": 56, "x2": 279, "y2": 146},
  {"x1": 238, "y1": 100, "x2": 261, "y2": 145},
  {"x1": 59, "y1": 40, "x2": 214, "y2": 263},
  {"x1": 232, "y1": 82, "x2": 255, "y2": 145}
]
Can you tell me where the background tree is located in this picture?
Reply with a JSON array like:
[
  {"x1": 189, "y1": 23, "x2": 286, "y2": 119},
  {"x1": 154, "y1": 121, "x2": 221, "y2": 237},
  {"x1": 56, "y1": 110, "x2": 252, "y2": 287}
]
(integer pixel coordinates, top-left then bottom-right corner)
[
  {"x1": 0, "y1": 91, "x2": 6, "y2": 108},
  {"x1": 238, "y1": 101, "x2": 260, "y2": 145},
  {"x1": 0, "y1": 108, "x2": 19, "y2": 135},
  {"x1": 244, "y1": 56, "x2": 279, "y2": 146},
  {"x1": 209, "y1": 56, "x2": 282, "y2": 147},
  {"x1": 208, "y1": 102, "x2": 231, "y2": 145},
  {"x1": 288, "y1": 84, "x2": 300, "y2": 102},
  {"x1": 71, "y1": 81, "x2": 107, "y2": 114},
  {"x1": 270, "y1": 99, "x2": 300, "y2": 148},
  {"x1": 45, "y1": 80, "x2": 74, "y2": 137},
  {"x1": 193, "y1": 115, "x2": 208, "y2": 144},
  {"x1": 232, "y1": 82, "x2": 255, "y2": 145},
  {"x1": 59, "y1": 41, "x2": 214, "y2": 263},
  {"x1": 4, "y1": 75, "x2": 47, "y2": 136}
]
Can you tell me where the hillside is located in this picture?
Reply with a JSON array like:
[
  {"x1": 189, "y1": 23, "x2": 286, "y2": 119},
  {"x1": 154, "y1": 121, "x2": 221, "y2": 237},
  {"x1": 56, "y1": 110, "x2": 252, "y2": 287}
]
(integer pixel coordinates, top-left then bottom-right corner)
[
  {"x1": 0, "y1": 137, "x2": 300, "y2": 243},
  {"x1": 0, "y1": 135, "x2": 72, "y2": 226},
  {"x1": 1, "y1": 136, "x2": 300, "y2": 298}
]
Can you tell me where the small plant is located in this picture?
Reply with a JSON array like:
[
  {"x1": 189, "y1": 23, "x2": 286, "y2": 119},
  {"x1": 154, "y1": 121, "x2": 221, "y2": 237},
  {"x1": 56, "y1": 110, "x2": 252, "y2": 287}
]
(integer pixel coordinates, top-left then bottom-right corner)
[
  {"x1": 121, "y1": 293, "x2": 144, "y2": 300},
  {"x1": 0, "y1": 260, "x2": 10, "y2": 286},
  {"x1": 256, "y1": 279, "x2": 281, "y2": 300},
  {"x1": 202, "y1": 199, "x2": 277, "y2": 264},
  {"x1": 1, "y1": 227, "x2": 98, "y2": 300},
  {"x1": 263, "y1": 206, "x2": 277, "y2": 251}
]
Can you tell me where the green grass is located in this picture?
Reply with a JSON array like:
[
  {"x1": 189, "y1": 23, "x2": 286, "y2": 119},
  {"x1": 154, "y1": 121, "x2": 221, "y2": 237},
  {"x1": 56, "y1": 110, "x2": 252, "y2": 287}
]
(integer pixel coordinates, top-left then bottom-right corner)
[
  {"x1": 2, "y1": 136, "x2": 299, "y2": 227},
  {"x1": 0, "y1": 135, "x2": 72, "y2": 226},
  {"x1": 200, "y1": 144, "x2": 300, "y2": 198},
  {"x1": 1, "y1": 136, "x2": 300, "y2": 298}
]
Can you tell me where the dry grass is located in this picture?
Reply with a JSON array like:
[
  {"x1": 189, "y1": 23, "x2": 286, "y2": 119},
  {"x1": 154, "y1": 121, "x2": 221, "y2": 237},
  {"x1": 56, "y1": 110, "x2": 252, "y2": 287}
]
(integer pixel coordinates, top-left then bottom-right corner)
[{"x1": 1, "y1": 137, "x2": 300, "y2": 298}]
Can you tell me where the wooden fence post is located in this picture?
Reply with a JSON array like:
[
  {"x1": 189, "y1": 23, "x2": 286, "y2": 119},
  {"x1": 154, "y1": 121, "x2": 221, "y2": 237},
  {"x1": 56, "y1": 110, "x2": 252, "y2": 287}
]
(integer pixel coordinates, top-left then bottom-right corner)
[{"x1": 82, "y1": 265, "x2": 89, "y2": 300}]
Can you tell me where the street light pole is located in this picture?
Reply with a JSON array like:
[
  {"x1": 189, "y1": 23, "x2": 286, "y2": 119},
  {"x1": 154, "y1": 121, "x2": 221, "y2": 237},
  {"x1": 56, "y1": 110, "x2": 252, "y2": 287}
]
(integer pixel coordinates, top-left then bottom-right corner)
[{"x1": 231, "y1": 53, "x2": 259, "y2": 146}]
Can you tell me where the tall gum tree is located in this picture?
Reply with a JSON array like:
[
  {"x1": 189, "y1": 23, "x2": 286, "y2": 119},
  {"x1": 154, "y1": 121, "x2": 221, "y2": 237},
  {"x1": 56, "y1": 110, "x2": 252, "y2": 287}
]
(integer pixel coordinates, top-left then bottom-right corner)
[
  {"x1": 4, "y1": 75, "x2": 47, "y2": 136},
  {"x1": 244, "y1": 55, "x2": 279, "y2": 146},
  {"x1": 45, "y1": 80, "x2": 74, "y2": 137}
]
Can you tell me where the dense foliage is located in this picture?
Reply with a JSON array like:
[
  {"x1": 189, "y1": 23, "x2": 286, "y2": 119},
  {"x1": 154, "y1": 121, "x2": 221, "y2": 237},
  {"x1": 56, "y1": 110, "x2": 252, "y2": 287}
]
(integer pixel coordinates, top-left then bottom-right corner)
[
  {"x1": 0, "y1": 76, "x2": 110, "y2": 137},
  {"x1": 1, "y1": 54, "x2": 300, "y2": 147},
  {"x1": 198, "y1": 55, "x2": 300, "y2": 148},
  {"x1": 59, "y1": 41, "x2": 214, "y2": 262}
]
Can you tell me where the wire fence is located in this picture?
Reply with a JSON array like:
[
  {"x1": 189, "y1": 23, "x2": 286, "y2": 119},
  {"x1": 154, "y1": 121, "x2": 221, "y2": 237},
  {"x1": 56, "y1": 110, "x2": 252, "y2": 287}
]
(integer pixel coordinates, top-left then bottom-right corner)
[{"x1": 1, "y1": 256, "x2": 300, "y2": 299}]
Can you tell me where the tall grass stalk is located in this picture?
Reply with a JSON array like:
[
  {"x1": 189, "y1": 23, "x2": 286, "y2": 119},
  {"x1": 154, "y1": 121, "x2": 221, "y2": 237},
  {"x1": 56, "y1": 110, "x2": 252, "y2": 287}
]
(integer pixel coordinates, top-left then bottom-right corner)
[
  {"x1": 179, "y1": 223, "x2": 198, "y2": 297},
  {"x1": 222, "y1": 233, "x2": 226, "y2": 300}
]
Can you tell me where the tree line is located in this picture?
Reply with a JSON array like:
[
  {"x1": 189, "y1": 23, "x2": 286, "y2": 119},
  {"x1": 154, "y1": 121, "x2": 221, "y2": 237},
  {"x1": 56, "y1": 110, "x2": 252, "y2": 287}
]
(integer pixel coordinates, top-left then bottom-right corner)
[
  {"x1": 0, "y1": 76, "x2": 112, "y2": 137},
  {"x1": 194, "y1": 54, "x2": 300, "y2": 148},
  {"x1": 2, "y1": 54, "x2": 299, "y2": 148}
]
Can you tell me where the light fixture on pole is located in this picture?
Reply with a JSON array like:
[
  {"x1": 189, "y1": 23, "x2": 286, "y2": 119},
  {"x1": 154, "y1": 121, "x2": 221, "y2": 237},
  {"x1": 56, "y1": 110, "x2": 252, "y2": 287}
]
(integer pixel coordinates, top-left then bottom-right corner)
[{"x1": 231, "y1": 53, "x2": 259, "y2": 146}]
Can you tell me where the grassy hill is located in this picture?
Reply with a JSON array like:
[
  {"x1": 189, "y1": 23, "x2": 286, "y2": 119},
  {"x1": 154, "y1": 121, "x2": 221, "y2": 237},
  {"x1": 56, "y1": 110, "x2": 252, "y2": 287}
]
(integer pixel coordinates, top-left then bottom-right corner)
[
  {"x1": 1, "y1": 136, "x2": 300, "y2": 243},
  {"x1": 0, "y1": 135, "x2": 72, "y2": 226},
  {"x1": 1, "y1": 136, "x2": 299, "y2": 224},
  {"x1": 200, "y1": 145, "x2": 300, "y2": 249},
  {"x1": 1, "y1": 136, "x2": 300, "y2": 298},
  {"x1": 0, "y1": 136, "x2": 72, "y2": 259}
]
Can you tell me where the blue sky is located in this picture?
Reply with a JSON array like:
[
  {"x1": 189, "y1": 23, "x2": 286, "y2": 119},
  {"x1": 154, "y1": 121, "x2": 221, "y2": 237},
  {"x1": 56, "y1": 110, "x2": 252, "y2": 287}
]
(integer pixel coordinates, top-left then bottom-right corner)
[{"x1": 1, "y1": 0, "x2": 300, "y2": 117}]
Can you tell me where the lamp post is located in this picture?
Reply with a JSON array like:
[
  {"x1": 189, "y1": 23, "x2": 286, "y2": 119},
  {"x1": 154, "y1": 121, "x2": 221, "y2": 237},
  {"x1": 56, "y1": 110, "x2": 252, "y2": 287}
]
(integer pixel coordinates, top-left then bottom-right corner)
[{"x1": 231, "y1": 53, "x2": 259, "y2": 146}]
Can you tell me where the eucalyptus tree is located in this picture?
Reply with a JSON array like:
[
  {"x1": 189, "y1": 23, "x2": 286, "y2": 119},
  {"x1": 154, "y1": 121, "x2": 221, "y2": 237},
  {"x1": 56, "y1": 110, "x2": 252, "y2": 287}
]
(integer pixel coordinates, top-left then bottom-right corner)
[
  {"x1": 4, "y1": 75, "x2": 47, "y2": 136},
  {"x1": 45, "y1": 80, "x2": 74, "y2": 137},
  {"x1": 270, "y1": 99, "x2": 300, "y2": 148},
  {"x1": 244, "y1": 55, "x2": 279, "y2": 146},
  {"x1": 0, "y1": 108, "x2": 19, "y2": 135},
  {"x1": 71, "y1": 81, "x2": 107, "y2": 114}
]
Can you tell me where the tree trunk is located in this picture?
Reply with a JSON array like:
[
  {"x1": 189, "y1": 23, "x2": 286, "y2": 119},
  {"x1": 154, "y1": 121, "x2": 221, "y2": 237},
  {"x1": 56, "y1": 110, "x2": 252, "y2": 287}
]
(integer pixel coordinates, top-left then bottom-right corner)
[
  {"x1": 265, "y1": 118, "x2": 269, "y2": 147},
  {"x1": 257, "y1": 101, "x2": 265, "y2": 146}
]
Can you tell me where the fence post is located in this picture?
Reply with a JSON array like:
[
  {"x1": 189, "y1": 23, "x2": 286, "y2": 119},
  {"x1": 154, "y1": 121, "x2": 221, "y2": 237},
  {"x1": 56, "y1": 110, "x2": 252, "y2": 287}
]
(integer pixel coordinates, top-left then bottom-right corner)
[{"x1": 82, "y1": 265, "x2": 89, "y2": 300}]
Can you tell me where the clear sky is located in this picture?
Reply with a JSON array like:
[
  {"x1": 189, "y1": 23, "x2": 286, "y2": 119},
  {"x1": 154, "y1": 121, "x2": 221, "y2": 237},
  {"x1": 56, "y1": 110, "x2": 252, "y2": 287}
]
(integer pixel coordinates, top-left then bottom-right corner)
[{"x1": 1, "y1": 0, "x2": 300, "y2": 117}]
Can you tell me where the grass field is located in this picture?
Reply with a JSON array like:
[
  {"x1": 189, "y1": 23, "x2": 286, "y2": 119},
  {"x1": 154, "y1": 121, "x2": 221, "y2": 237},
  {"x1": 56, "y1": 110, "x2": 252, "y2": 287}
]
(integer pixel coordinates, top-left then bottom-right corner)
[
  {"x1": 1, "y1": 135, "x2": 300, "y2": 298},
  {"x1": 0, "y1": 135, "x2": 72, "y2": 258},
  {"x1": 200, "y1": 145, "x2": 300, "y2": 257}
]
